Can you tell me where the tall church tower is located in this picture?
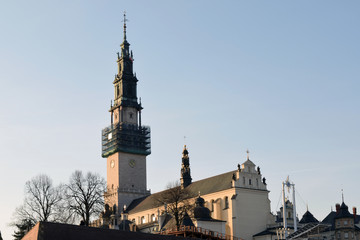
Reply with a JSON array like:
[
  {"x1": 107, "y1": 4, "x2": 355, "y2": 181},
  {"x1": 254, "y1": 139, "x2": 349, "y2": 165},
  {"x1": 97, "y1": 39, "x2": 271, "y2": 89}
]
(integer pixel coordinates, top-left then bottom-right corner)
[{"x1": 101, "y1": 14, "x2": 151, "y2": 216}]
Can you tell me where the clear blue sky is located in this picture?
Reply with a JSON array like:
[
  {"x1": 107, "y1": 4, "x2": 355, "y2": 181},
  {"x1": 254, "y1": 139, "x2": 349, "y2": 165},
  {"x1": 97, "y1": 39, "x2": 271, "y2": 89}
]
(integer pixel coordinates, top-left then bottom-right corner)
[{"x1": 1, "y1": 1, "x2": 359, "y2": 239}]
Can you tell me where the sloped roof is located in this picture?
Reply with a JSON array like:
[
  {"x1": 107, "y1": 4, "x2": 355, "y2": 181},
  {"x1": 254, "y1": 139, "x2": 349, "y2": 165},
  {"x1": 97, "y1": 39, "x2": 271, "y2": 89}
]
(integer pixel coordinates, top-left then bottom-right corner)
[
  {"x1": 21, "y1": 221, "x2": 191, "y2": 240},
  {"x1": 299, "y1": 210, "x2": 319, "y2": 224},
  {"x1": 242, "y1": 159, "x2": 256, "y2": 166},
  {"x1": 321, "y1": 211, "x2": 337, "y2": 229},
  {"x1": 127, "y1": 170, "x2": 237, "y2": 214},
  {"x1": 335, "y1": 202, "x2": 353, "y2": 219},
  {"x1": 182, "y1": 212, "x2": 194, "y2": 227},
  {"x1": 322, "y1": 204, "x2": 360, "y2": 229}
]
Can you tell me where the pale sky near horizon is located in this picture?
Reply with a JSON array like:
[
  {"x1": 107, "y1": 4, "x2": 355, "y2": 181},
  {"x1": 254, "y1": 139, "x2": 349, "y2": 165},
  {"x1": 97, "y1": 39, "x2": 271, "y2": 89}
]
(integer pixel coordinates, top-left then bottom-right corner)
[{"x1": 1, "y1": 1, "x2": 360, "y2": 239}]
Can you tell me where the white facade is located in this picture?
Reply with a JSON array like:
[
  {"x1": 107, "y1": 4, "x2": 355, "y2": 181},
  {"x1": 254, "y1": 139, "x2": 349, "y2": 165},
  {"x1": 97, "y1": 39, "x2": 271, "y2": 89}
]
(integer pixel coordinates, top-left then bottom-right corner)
[{"x1": 126, "y1": 157, "x2": 273, "y2": 240}]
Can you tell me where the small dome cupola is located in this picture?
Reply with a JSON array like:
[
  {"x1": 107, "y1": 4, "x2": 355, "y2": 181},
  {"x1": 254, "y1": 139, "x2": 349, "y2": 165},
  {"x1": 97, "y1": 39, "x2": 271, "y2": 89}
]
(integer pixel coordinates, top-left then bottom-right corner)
[{"x1": 194, "y1": 193, "x2": 212, "y2": 220}]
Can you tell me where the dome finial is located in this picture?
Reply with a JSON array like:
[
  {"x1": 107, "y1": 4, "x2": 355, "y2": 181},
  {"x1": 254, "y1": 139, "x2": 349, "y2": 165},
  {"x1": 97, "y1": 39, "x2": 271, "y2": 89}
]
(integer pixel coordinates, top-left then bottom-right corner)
[
  {"x1": 246, "y1": 149, "x2": 250, "y2": 160},
  {"x1": 182, "y1": 145, "x2": 188, "y2": 156}
]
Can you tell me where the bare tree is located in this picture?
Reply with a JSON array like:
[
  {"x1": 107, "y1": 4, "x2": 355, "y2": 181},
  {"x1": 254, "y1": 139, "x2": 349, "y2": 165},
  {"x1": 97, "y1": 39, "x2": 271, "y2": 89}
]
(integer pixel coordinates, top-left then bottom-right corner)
[
  {"x1": 12, "y1": 174, "x2": 63, "y2": 239},
  {"x1": 14, "y1": 174, "x2": 62, "y2": 223},
  {"x1": 156, "y1": 181, "x2": 193, "y2": 230},
  {"x1": 65, "y1": 171, "x2": 106, "y2": 226}
]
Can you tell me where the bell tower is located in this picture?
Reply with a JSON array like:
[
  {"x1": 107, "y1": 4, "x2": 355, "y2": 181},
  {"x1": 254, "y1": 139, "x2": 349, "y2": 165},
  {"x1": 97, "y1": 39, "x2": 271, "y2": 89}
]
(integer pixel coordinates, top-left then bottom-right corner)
[
  {"x1": 180, "y1": 145, "x2": 192, "y2": 188},
  {"x1": 101, "y1": 13, "x2": 151, "y2": 217}
]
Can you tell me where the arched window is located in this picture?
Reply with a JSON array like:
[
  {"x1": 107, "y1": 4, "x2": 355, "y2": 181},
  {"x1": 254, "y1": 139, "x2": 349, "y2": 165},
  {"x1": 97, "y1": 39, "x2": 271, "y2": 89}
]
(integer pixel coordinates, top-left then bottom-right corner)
[
  {"x1": 151, "y1": 214, "x2": 156, "y2": 222},
  {"x1": 211, "y1": 200, "x2": 215, "y2": 212},
  {"x1": 249, "y1": 179, "x2": 252, "y2": 185},
  {"x1": 243, "y1": 177, "x2": 245, "y2": 185},
  {"x1": 224, "y1": 196, "x2": 229, "y2": 209},
  {"x1": 141, "y1": 216, "x2": 145, "y2": 224},
  {"x1": 256, "y1": 178, "x2": 259, "y2": 187}
]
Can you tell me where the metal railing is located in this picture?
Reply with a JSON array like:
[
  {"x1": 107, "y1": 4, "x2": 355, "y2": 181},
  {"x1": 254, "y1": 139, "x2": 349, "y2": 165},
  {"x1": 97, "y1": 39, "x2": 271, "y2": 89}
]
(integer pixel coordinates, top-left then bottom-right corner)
[
  {"x1": 104, "y1": 187, "x2": 151, "y2": 196},
  {"x1": 160, "y1": 225, "x2": 241, "y2": 240},
  {"x1": 102, "y1": 122, "x2": 151, "y2": 157}
]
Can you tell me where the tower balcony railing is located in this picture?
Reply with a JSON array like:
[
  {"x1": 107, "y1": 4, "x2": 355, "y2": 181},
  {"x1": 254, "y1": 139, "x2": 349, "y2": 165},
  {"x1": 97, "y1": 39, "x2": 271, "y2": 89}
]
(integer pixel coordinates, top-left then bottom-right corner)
[
  {"x1": 101, "y1": 122, "x2": 151, "y2": 157},
  {"x1": 104, "y1": 187, "x2": 151, "y2": 197}
]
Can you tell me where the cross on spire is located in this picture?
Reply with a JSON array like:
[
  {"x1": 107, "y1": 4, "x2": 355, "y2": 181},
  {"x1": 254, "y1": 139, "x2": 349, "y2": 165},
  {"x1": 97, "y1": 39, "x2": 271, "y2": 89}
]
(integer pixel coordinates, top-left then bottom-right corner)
[{"x1": 247, "y1": 149, "x2": 250, "y2": 160}]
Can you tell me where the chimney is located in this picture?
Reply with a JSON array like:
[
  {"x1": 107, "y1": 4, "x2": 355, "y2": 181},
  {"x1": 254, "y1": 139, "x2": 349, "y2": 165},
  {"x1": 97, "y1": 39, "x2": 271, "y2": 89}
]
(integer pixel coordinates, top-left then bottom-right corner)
[
  {"x1": 336, "y1": 204, "x2": 340, "y2": 213},
  {"x1": 353, "y1": 207, "x2": 357, "y2": 218}
]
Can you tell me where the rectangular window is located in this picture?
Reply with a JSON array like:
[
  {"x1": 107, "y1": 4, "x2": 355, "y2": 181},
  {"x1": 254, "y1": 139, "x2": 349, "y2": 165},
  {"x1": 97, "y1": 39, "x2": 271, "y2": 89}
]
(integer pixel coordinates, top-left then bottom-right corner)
[{"x1": 345, "y1": 233, "x2": 349, "y2": 239}]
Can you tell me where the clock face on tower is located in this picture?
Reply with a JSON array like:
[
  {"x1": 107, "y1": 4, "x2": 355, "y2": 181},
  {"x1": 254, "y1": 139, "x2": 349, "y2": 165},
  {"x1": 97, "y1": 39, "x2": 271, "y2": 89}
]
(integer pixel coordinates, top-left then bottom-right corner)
[{"x1": 129, "y1": 159, "x2": 136, "y2": 168}]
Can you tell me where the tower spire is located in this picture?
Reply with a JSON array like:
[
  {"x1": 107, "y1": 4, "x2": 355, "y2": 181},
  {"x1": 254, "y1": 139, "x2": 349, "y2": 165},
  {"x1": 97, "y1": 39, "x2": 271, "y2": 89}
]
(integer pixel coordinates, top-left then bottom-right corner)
[
  {"x1": 180, "y1": 145, "x2": 192, "y2": 188},
  {"x1": 122, "y1": 11, "x2": 128, "y2": 41}
]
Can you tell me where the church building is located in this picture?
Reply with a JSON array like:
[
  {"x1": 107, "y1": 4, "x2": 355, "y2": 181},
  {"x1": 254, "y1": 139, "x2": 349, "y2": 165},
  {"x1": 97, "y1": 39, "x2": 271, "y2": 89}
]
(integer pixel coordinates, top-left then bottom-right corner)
[{"x1": 97, "y1": 16, "x2": 274, "y2": 240}]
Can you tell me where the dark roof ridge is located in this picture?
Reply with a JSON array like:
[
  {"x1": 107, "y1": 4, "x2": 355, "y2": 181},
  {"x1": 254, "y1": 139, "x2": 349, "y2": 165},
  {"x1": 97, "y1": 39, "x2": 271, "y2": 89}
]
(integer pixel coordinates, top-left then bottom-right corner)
[
  {"x1": 22, "y1": 221, "x2": 192, "y2": 240},
  {"x1": 190, "y1": 170, "x2": 237, "y2": 184},
  {"x1": 127, "y1": 170, "x2": 237, "y2": 213}
]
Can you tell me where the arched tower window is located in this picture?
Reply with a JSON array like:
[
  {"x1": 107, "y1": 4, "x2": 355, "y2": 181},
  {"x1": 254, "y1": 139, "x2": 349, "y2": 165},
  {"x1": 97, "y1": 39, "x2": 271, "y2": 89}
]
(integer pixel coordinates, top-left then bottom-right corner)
[{"x1": 224, "y1": 196, "x2": 229, "y2": 209}]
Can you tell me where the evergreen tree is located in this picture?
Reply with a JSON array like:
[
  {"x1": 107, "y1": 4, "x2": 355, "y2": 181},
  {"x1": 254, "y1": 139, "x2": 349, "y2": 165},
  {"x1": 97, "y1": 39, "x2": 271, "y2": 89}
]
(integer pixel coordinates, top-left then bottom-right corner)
[{"x1": 12, "y1": 219, "x2": 34, "y2": 240}]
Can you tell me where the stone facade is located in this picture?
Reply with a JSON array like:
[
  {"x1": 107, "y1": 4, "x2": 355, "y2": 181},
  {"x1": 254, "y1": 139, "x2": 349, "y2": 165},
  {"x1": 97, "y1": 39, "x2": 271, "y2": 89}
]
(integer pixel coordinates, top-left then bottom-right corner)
[{"x1": 99, "y1": 18, "x2": 273, "y2": 240}]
